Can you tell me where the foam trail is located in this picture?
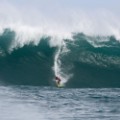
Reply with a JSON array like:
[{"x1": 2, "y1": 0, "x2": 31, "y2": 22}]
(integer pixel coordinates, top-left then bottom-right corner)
[
  {"x1": 54, "y1": 48, "x2": 60, "y2": 76},
  {"x1": 53, "y1": 43, "x2": 63, "y2": 83},
  {"x1": 53, "y1": 41, "x2": 72, "y2": 86},
  {"x1": 53, "y1": 41, "x2": 68, "y2": 85}
]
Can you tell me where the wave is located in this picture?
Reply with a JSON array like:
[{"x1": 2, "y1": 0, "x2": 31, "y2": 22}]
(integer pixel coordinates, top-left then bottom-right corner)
[
  {"x1": 59, "y1": 33, "x2": 120, "y2": 87},
  {"x1": 0, "y1": 29, "x2": 120, "y2": 87},
  {"x1": 0, "y1": 29, "x2": 56, "y2": 85}
]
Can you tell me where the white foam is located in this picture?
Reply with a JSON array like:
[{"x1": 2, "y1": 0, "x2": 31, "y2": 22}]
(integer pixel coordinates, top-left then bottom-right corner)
[{"x1": 0, "y1": 1, "x2": 120, "y2": 49}]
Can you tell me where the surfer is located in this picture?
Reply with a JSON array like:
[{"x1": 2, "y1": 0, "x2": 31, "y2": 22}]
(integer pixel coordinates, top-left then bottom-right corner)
[{"x1": 55, "y1": 76, "x2": 61, "y2": 85}]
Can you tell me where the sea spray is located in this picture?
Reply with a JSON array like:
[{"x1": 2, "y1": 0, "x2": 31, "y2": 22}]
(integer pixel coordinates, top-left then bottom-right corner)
[{"x1": 53, "y1": 41, "x2": 67, "y2": 86}]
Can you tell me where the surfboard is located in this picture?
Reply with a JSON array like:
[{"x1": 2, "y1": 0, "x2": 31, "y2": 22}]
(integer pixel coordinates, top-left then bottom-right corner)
[{"x1": 56, "y1": 81, "x2": 64, "y2": 88}]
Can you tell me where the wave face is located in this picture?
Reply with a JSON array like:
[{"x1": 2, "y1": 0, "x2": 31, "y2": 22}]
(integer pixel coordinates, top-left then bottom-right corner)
[
  {"x1": 0, "y1": 29, "x2": 56, "y2": 86},
  {"x1": 60, "y1": 33, "x2": 120, "y2": 87},
  {"x1": 0, "y1": 29, "x2": 120, "y2": 87}
]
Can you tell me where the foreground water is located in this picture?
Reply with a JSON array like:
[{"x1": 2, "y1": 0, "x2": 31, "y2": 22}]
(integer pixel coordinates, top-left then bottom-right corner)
[{"x1": 0, "y1": 86, "x2": 120, "y2": 120}]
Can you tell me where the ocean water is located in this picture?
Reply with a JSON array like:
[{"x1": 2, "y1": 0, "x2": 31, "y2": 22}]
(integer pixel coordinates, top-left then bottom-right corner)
[
  {"x1": 1, "y1": 30, "x2": 120, "y2": 87},
  {"x1": 0, "y1": 1, "x2": 120, "y2": 119},
  {"x1": 0, "y1": 85, "x2": 120, "y2": 120},
  {"x1": 0, "y1": 29, "x2": 120, "y2": 120}
]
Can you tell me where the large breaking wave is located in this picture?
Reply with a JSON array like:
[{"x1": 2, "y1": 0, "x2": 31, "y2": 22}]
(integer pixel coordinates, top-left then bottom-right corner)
[{"x1": 0, "y1": 28, "x2": 120, "y2": 87}]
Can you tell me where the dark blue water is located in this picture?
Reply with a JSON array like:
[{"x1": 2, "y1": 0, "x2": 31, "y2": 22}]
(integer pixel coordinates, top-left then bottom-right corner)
[{"x1": 0, "y1": 85, "x2": 120, "y2": 120}]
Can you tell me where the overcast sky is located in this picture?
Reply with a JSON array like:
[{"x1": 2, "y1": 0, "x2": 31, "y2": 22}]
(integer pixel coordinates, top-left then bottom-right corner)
[
  {"x1": 0, "y1": 0, "x2": 120, "y2": 39},
  {"x1": 1, "y1": 0, "x2": 119, "y2": 14},
  {"x1": 9, "y1": 0, "x2": 120, "y2": 11},
  {"x1": 1, "y1": 0, "x2": 119, "y2": 20}
]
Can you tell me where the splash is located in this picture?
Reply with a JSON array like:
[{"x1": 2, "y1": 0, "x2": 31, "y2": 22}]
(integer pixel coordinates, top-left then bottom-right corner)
[
  {"x1": 53, "y1": 41, "x2": 66, "y2": 85},
  {"x1": 53, "y1": 40, "x2": 73, "y2": 86}
]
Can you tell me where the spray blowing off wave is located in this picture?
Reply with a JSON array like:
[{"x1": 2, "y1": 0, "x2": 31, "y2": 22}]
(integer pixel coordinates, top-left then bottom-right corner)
[
  {"x1": 0, "y1": 28, "x2": 120, "y2": 87},
  {"x1": 1, "y1": 0, "x2": 120, "y2": 41}
]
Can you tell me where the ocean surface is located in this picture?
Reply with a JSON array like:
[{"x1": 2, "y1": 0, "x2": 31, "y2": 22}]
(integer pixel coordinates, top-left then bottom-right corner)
[{"x1": 0, "y1": 85, "x2": 120, "y2": 120}]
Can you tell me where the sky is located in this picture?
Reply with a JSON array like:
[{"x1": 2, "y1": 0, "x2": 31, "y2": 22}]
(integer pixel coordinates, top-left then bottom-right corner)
[
  {"x1": 9, "y1": 0, "x2": 120, "y2": 12},
  {"x1": 0, "y1": 0, "x2": 119, "y2": 21},
  {"x1": 1, "y1": 0, "x2": 120, "y2": 16}
]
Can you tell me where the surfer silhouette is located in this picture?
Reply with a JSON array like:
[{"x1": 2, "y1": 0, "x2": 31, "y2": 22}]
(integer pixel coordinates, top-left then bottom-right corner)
[{"x1": 55, "y1": 76, "x2": 61, "y2": 85}]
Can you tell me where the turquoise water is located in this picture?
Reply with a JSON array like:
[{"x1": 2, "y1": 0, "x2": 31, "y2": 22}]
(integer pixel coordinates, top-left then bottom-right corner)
[
  {"x1": 0, "y1": 85, "x2": 120, "y2": 120},
  {"x1": 0, "y1": 30, "x2": 120, "y2": 87}
]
